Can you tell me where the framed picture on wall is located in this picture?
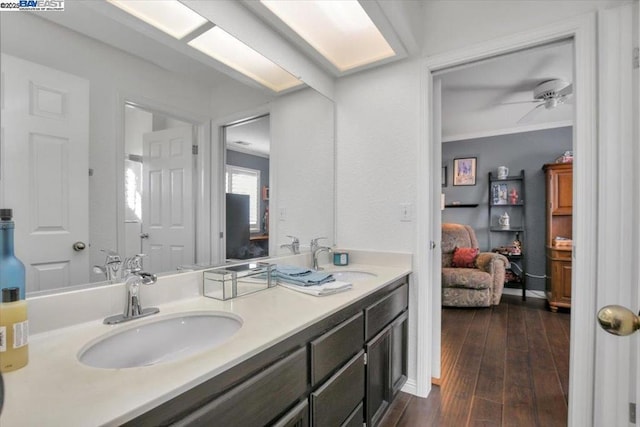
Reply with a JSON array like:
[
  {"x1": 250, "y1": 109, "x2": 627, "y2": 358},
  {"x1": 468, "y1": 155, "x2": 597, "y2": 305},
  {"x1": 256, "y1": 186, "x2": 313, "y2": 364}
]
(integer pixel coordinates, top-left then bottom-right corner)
[
  {"x1": 442, "y1": 165, "x2": 447, "y2": 187},
  {"x1": 453, "y1": 157, "x2": 477, "y2": 186}
]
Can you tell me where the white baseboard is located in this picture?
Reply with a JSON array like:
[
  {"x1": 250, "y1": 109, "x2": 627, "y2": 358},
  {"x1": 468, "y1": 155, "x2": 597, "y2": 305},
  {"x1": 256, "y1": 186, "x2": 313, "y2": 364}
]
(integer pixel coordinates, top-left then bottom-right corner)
[
  {"x1": 401, "y1": 378, "x2": 417, "y2": 395},
  {"x1": 502, "y1": 287, "x2": 546, "y2": 299}
]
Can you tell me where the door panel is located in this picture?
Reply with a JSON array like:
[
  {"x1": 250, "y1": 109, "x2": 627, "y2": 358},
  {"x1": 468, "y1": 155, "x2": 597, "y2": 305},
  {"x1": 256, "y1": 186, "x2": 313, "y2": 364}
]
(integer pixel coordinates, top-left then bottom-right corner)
[
  {"x1": 0, "y1": 54, "x2": 89, "y2": 292},
  {"x1": 142, "y1": 127, "x2": 194, "y2": 272}
]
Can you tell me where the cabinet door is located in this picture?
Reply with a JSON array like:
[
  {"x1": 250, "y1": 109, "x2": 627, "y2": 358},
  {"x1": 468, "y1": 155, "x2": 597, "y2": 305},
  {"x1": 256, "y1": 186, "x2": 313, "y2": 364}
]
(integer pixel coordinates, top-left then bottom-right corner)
[
  {"x1": 366, "y1": 326, "x2": 391, "y2": 427},
  {"x1": 554, "y1": 260, "x2": 572, "y2": 304},
  {"x1": 550, "y1": 169, "x2": 573, "y2": 215},
  {"x1": 390, "y1": 312, "x2": 408, "y2": 399}
]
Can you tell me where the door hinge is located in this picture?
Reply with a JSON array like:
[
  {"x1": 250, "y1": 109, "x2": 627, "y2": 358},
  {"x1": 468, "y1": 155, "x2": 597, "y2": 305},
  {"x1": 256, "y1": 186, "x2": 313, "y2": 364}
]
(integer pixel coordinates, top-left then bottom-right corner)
[
  {"x1": 192, "y1": 145, "x2": 199, "y2": 155},
  {"x1": 634, "y1": 47, "x2": 639, "y2": 69},
  {"x1": 363, "y1": 353, "x2": 367, "y2": 365},
  {"x1": 630, "y1": 402, "x2": 636, "y2": 424}
]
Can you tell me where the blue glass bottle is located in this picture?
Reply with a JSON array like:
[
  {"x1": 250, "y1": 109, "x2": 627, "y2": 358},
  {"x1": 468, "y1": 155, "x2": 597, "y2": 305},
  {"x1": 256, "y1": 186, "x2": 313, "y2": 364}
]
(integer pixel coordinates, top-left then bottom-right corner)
[{"x1": 0, "y1": 209, "x2": 26, "y2": 300}]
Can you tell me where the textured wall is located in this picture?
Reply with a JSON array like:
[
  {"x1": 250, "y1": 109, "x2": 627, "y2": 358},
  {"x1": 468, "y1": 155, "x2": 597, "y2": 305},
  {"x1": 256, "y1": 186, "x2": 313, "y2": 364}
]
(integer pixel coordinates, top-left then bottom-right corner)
[
  {"x1": 335, "y1": 59, "x2": 421, "y2": 252},
  {"x1": 442, "y1": 127, "x2": 573, "y2": 291},
  {"x1": 270, "y1": 88, "x2": 335, "y2": 254}
]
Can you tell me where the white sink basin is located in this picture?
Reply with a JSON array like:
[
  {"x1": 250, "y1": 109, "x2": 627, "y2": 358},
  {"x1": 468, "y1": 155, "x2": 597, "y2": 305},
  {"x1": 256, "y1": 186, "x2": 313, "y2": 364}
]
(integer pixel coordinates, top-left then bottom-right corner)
[
  {"x1": 78, "y1": 311, "x2": 242, "y2": 369},
  {"x1": 329, "y1": 270, "x2": 377, "y2": 282}
]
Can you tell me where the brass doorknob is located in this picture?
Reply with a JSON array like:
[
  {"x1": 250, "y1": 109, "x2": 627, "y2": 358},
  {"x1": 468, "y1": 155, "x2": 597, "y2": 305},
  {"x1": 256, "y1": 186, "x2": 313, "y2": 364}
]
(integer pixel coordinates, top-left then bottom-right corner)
[
  {"x1": 597, "y1": 305, "x2": 640, "y2": 336},
  {"x1": 72, "y1": 241, "x2": 87, "y2": 251}
]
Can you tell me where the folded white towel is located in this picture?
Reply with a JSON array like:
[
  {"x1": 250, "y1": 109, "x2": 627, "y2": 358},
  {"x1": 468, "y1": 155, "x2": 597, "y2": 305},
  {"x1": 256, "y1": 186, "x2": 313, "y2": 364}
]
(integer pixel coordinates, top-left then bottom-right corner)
[{"x1": 279, "y1": 280, "x2": 352, "y2": 296}]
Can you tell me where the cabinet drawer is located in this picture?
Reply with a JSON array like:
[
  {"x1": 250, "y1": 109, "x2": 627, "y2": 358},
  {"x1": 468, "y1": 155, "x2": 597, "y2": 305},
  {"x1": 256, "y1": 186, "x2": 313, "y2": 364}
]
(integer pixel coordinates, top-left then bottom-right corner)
[
  {"x1": 311, "y1": 350, "x2": 365, "y2": 427},
  {"x1": 272, "y1": 399, "x2": 308, "y2": 427},
  {"x1": 342, "y1": 401, "x2": 364, "y2": 427},
  {"x1": 310, "y1": 312, "x2": 364, "y2": 386},
  {"x1": 365, "y1": 283, "x2": 408, "y2": 341},
  {"x1": 173, "y1": 347, "x2": 307, "y2": 427}
]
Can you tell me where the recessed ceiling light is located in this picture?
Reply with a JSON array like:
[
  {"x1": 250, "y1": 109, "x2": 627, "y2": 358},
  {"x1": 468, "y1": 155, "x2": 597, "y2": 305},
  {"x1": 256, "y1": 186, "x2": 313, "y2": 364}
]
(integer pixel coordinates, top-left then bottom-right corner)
[
  {"x1": 188, "y1": 27, "x2": 302, "y2": 92},
  {"x1": 261, "y1": 0, "x2": 395, "y2": 72},
  {"x1": 107, "y1": 0, "x2": 208, "y2": 39}
]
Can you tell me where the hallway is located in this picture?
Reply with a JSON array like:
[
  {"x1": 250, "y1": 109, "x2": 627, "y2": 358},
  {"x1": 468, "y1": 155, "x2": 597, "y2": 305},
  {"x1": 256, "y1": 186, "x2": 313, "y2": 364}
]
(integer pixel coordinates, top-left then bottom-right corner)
[{"x1": 381, "y1": 294, "x2": 570, "y2": 426}]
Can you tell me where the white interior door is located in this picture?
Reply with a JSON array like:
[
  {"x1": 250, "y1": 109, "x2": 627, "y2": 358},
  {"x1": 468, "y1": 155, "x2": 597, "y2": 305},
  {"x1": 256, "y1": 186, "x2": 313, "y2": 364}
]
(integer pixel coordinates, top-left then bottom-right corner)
[
  {"x1": 592, "y1": 2, "x2": 639, "y2": 425},
  {"x1": 0, "y1": 54, "x2": 89, "y2": 292},
  {"x1": 142, "y1": 126, "x2": 194, "y2": 273}
]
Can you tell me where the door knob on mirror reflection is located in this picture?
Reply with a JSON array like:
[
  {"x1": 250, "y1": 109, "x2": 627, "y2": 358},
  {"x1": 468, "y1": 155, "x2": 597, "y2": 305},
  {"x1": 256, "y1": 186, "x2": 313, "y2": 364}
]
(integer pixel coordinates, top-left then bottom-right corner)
[
  {"x1": 597, "y1": 305, "x2": 640, "y2": 336},
  {"x1": 73, "y1": 241, "x2": 86, "y2": 251},
  {"x1": 140, "y1": 233, "x2": 150, "y2": 239}
]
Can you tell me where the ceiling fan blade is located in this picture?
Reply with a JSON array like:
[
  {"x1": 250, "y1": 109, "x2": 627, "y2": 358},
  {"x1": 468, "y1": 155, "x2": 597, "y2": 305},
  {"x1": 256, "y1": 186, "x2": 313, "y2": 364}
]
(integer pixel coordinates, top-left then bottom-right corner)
[
  {"x1": 499, "y1": 99, "x2": 543, "y2": 106},
  {"x1": 556, "y1": 83, "x2": 573, "y2": 97},
  {"x1": 517, "y1": 104, "x2": 545, "y2": 124}
]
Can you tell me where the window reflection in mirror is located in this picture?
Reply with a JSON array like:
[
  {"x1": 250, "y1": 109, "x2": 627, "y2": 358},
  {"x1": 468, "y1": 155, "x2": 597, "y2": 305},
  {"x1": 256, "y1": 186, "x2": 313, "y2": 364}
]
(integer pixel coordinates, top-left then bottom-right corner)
[{"x1": 224, "y1": 115, "x2": 270, "y2": 261}]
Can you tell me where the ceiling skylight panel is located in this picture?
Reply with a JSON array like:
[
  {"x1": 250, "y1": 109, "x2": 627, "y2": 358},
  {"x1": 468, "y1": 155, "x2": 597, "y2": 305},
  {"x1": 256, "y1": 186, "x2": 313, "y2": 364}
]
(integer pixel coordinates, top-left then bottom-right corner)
[
  {"x1": 188, "y1": 27, "x2": 302, "y2": 92},
  {"x1": 107, "y1": 0, "x2": 208, "y2": 39},
  {"x1": 260, "y1": 0, "x2": 395, "y2": 72}
]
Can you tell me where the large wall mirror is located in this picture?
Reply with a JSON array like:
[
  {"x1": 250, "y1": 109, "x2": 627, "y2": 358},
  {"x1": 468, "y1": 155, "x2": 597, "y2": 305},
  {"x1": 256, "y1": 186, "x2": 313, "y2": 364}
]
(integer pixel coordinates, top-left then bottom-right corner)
[{"x1": 0, "y1": 3, "x2": 335, "y2": 296}]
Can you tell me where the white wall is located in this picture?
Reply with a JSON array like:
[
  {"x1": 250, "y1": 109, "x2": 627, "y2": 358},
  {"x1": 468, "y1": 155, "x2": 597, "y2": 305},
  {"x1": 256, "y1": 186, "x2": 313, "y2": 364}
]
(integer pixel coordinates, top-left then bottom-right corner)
[
  {"x1": 422, "y1": 0, "x2": 621, "y2": 56},
  {"x1": 335, "y1": 59, "x2": 421, "y2": 252},
  {"x1": 333, "y1": 0, "x2": 618, "y2": 397},
  {"x1": 270, "y1": 88, "x2": 335, "y2": 254}
]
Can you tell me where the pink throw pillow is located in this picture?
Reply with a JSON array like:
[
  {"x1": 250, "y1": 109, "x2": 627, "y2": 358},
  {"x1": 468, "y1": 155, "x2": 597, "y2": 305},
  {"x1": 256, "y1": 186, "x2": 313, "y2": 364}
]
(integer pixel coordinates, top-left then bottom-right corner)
[{"x1": 451, "y1": 247, "x2": 479, "y2": 268}]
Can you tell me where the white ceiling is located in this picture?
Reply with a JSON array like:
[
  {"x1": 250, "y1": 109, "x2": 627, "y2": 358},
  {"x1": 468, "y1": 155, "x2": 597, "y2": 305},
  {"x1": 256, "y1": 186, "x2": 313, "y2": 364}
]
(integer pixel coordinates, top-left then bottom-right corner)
[
  {"x1": 440, "y1": 39, "x2": 574, "y2": 142},
  {"x1": 225, "y1": 115, "x2": 271, "y2": 157}
]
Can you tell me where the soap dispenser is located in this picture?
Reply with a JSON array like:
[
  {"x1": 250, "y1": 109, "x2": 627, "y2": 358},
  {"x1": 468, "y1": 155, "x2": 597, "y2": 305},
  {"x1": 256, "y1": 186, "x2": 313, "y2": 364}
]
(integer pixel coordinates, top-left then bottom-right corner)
[{"x1": 0, "y1": 287, "x2": 29, "y2": 372}]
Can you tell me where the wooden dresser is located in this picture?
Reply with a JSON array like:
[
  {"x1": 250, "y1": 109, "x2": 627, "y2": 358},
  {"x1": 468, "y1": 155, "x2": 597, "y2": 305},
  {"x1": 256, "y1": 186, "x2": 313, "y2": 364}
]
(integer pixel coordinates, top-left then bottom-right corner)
[{"x1": 543, "y1": 163, "x2": 573, "y2": 312}]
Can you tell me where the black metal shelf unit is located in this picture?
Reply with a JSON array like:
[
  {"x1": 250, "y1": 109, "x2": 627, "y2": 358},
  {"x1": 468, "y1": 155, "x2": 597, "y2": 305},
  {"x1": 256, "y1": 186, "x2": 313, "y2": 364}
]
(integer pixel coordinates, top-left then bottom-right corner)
[{"x1": 488, "y1": 170, "x2": 526, "y2": 300}]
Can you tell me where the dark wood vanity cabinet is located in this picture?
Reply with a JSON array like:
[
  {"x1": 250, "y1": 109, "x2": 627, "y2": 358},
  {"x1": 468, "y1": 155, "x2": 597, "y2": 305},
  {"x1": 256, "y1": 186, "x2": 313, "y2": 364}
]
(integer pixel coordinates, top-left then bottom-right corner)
[
  {"x1": 127, "y1": 277, "x2": 409, "y2": 427},
  {"x1": 364, "y1": 286, "x2": 409, "y2": 427}
]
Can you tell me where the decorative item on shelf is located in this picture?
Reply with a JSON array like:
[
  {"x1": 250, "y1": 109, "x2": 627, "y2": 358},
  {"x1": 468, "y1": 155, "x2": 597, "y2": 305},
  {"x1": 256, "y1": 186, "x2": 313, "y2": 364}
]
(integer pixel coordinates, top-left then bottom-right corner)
[
  {"x1": 555, "y1": 150, "x2": 573, "y2": 163},
  {"x1": 509, "y1": 188, "x2": 519, "y2": 204},
  {"x1": 553, "y1": 236, "x2": 573, "y2": 248},
  {"x1": 492, "y1": 245, "x2": 521, "y2": 256},
  {"x1": 497, "y1": 166, "x2": 509, "y2": 179},
  {"x1": 505, "y1": 269, "x2": 522, "y2": 283},
  {"x1": 492, "y1": 184, "x2": 508, "y2": 205},
  {"x1": 512, "y1": 232, "x2": 522, "y2": 255},
  {"x1": 498, "y1": 212, "x2": 510, "y2": 230},
  {"x1": 453, "y1": 157, "x2": 477, "y2": 186}
]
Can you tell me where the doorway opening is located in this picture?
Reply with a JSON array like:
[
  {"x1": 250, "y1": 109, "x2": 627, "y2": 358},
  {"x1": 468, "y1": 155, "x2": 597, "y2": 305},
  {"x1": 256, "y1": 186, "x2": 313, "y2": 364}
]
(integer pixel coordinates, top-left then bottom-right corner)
[
  {"x1": 120, "y1": 102, "x2": 199, "y2": 275},
  {"x1": 222, "y1": 114, "x2": 271, "y2": 261},
  {"x1": 428, "y1": 31, "x2": 591, "y2": 422}
]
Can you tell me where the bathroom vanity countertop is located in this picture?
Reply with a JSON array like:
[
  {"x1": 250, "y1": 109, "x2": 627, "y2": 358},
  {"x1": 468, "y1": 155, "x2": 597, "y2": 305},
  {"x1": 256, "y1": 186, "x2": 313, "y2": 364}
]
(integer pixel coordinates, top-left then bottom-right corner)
[{"x1": 1, "y1": 263, "x2": 411, "y2": 427}]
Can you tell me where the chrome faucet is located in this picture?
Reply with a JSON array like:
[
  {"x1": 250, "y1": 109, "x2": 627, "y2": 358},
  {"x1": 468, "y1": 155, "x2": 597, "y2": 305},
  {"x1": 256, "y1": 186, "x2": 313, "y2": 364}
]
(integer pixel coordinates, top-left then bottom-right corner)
[
  {"x1": 104, "y1": 270, "x2": 159, "y2": 325},
  {"x1": 313, "y1": 246, "x2": 333, "y2": 271},
  {"x1": 310, "y1": 237, "x2": 327, "y2": 255},
  {"x1": 122, "y1": 253, "x2": 145, "y2": 277},
  {"x1": 280, "y1": 235, "x2": 300, "y2": 254}
]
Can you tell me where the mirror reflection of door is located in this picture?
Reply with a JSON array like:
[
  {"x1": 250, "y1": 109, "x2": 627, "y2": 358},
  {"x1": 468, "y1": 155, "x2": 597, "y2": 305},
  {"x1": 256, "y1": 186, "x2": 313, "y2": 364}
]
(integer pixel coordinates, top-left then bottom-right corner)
[
  {"x1": 224, "y1": 115, "x2": 270, "y2": 261},
  {"x1": 1, "y1": 54, "x2": 90, "y2": 293},
  {"x1": 124, "y1": 104, "x2": 195, "y2": 272}
]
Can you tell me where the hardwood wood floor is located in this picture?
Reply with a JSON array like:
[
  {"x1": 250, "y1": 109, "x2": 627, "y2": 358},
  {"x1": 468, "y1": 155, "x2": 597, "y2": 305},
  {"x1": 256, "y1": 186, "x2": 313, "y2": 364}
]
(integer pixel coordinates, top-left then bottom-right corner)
[{"x1": 380, "y1": 294, "x2": 571, "y2": 427}]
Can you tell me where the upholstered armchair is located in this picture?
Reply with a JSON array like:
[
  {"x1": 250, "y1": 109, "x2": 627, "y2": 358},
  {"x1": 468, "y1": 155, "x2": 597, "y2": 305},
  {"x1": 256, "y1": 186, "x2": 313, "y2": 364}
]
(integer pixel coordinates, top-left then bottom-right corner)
[{"x1": 441, "y1": 223, "x2": 509, "y2": 307}]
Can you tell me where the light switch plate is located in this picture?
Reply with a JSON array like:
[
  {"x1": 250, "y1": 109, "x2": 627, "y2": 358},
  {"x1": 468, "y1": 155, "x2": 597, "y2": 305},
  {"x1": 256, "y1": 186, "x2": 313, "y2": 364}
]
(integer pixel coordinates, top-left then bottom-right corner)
[{"x1": 400, "y1": 203, "x2": 413, "y2": 222}]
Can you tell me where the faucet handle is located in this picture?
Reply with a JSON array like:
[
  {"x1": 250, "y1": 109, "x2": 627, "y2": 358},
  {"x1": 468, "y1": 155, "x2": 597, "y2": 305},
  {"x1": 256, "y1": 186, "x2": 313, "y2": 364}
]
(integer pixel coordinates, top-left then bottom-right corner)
[
  {"x1": 310, "y1": 237, "x2": 328, "y2": 252},
  {"x1": 286, "y1": 235, "x2": 299, "y2": 244},
  {"x1": 125, "y1": 253, "x2": 146, "y2": 272},
  {"x1": 101, "y1": 249, "x2": 121, "y2": 263}
]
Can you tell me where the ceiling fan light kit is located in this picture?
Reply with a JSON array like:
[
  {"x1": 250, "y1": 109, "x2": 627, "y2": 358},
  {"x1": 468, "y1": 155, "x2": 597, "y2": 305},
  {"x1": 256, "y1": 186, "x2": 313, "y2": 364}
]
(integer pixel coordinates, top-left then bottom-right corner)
[
  {"x1": 533, "y1": 79, "x2": 571, "y2": 101},
  {"x1": 517, "y1": 78, "x2": 573, "y2": 123}
]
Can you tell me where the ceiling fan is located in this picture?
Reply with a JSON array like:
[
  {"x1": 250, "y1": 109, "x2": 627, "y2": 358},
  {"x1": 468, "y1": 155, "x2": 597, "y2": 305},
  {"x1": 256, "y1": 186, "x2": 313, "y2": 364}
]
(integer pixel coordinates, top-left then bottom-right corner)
[{"x1": 505, "y1": 79, "x2": 573, "y2": 123}]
